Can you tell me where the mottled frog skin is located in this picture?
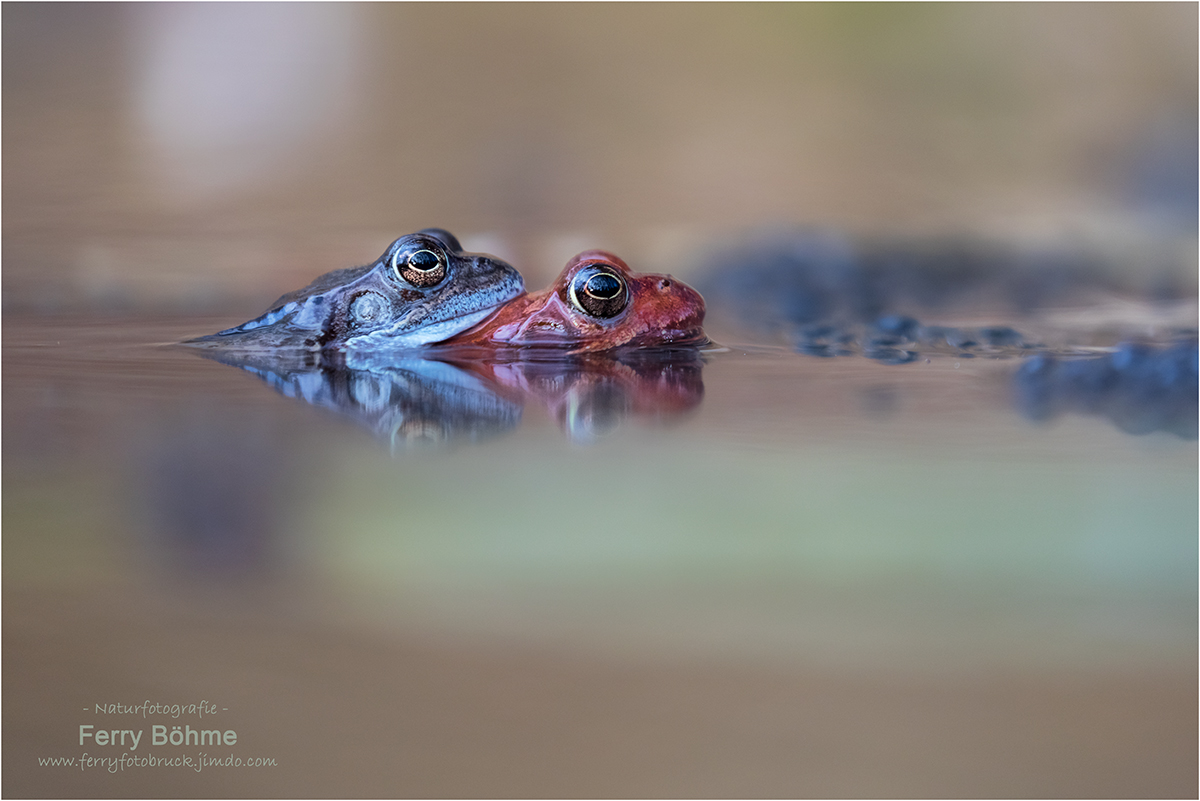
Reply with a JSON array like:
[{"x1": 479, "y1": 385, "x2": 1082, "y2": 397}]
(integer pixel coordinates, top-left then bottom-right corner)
[
  {"x1": 186, "y1": 229, "x2": 525, "y2": 352},
  {"x1": 441, "y1": 250, "x2": 707, "y2": 353}
]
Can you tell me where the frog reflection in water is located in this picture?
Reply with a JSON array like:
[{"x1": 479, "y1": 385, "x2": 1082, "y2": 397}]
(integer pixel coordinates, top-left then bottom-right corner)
[
  {"x1": 455, "y1": 353, "x2": 705, "y2": 442},
  {"x1": 440, "y1": 250, "x2": 707, "y2": 353},
  {"x1": 193, "y1": 347, "x2": 704, "y2": 448},
  {"x1": 186, "y1": 229, "x2": 525, "y2": 352}
]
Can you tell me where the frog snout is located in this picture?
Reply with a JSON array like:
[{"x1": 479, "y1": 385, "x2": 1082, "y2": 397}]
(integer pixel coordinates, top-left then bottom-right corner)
[
  {"x1": 657, "y1": 275, "x2": 706, "y2": 324},
  {"x1": 474, "y1": 256, "x2": 526, "y2": 300}
]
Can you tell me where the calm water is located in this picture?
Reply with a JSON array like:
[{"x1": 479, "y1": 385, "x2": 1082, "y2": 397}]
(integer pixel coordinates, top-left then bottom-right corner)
[{"x1": 4, "y1": 310, "x2": 1196, "y2": 797}]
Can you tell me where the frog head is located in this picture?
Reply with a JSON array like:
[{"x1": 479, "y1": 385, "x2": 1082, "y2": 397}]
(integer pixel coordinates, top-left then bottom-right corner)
[
  {"x1": 441, "y1": 250, "x2": 707, "y2": 353},
  {"x1": 186, "y1": 229, "x2": 525, "y2": 352}
]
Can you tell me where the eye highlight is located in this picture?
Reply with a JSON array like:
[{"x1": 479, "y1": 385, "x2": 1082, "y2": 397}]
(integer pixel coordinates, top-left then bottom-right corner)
[
  {"x1": 568, "y1": 266, "x2": 628, "y2": 319},
  {"x1": 391, "y1": 245, "x2": 448, "y2": 288}
]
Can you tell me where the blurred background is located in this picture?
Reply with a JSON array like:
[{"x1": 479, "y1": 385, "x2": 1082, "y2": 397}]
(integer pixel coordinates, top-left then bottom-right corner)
[
  {"x1": 4, "y1": 2, "x2": 1197, "y2": 311},
  {"x1": 4, "y1": 4, "x2": 1197, "y2": 798}
]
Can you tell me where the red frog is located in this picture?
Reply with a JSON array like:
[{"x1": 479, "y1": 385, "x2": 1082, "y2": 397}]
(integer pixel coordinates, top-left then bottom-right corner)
[{"x1": 440, "y1": 250, "x2": 707, "y2": 353}]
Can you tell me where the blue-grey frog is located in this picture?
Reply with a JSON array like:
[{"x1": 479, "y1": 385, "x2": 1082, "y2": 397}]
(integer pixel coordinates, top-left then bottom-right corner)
[{"x1": 185, "y1": 229, "x2": 525, "y2": 352}]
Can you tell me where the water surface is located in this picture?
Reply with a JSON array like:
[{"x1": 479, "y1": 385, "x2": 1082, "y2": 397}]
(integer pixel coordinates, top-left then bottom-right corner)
[{"x1": 4, "y1": 311, "x2": 1195, "y2": 797}]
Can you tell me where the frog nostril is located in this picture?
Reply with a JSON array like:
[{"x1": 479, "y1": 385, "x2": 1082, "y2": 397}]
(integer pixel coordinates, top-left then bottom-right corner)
[{"x1": 659, "y1": 279, "x2": 672, "y2": 290}]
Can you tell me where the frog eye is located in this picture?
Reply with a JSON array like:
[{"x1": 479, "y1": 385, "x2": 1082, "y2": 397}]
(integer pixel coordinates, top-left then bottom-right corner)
[
  {"x1": 392, "y1": 246, "x2": 448, "y2": 288},
  {"x1": 568, "y1": 266, "x2": 628, "y2": 319}
]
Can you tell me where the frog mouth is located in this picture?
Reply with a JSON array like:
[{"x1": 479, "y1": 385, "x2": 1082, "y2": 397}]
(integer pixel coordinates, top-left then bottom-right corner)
[
  {"x1": 181, "y1": 313, "x2": 312, "y2": 351},
  {"x1": 597, "y1": 324, "x2": 709, "y2": 353},
  {"x1": 348, "y1": 304, "x2": 506, "y2": 351},
  {"x1": 660, "y1": 306, "x2": 709, "y2": 345},
  {"x1": 184, "y1": 300, "x2": 513, "y2": 353},
  {"x1": 656, "y1": 324, "x2": 709, "y2": 345},
  {"x1": 344, "y1": 274, "x2": 524, "y2": 352}
]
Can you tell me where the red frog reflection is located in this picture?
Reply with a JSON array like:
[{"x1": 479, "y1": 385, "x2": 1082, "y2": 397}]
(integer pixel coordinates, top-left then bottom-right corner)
[
  {"x1": 452, "y1": 352, "x2": 705, "y2": 442},
  {"x1": 441, "y1": 250, "x2": 707, "y2": 353}
]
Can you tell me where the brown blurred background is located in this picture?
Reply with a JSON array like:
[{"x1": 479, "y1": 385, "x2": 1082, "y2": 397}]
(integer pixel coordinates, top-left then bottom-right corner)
[{"x1": 4, "y1": 2, "x2": 1197, "y2": 312}]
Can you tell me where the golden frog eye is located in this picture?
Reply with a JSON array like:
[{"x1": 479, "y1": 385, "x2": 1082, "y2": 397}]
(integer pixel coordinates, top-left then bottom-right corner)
[
  {"x1": 569, "y1": 267, "x2": 628, "y2": 319},
  {"x1": 392, "y1": 246, "x2": 447, "y2": 288}
]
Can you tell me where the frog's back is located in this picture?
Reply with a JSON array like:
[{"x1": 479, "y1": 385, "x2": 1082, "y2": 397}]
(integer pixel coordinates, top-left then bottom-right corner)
[{"x1": 266, "y1": 265, "x2": 373, "y2": 312}]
